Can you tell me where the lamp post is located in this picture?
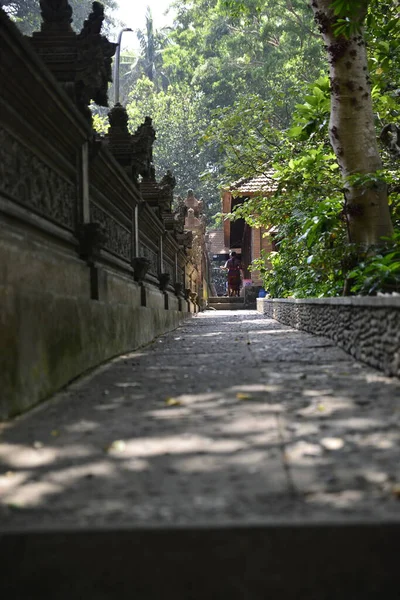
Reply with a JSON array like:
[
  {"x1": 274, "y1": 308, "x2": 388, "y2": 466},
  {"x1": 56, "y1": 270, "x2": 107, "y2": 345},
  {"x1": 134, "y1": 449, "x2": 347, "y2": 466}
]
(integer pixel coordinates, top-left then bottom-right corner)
[{"x1": 113, "y1": 27, "x2": 133, "y2": 105}]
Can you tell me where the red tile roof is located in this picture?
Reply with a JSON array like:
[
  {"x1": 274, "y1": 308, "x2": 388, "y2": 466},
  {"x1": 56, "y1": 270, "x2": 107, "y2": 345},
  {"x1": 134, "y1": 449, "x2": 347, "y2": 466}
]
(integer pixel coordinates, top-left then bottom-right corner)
[{"x1": 230, "y1": 169, "x2": 277, "y2": 195}]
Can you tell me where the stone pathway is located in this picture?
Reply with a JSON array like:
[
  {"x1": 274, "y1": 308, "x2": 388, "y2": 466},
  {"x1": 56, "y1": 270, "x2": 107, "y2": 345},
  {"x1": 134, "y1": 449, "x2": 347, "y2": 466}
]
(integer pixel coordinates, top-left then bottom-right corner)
[{"x1": 1, "y1": 310, "x2": 399, "y2": 529}]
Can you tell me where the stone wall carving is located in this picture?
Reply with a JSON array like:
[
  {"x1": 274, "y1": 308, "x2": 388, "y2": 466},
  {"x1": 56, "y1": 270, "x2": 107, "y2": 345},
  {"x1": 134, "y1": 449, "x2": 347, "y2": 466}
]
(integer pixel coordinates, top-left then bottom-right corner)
[
  {"x1": 90, "y1": 202, "x2": 131, "y2": 261},
  {"x1": 163, "y1": 259, "x2": 175, "y2": 283},
  {"x1": 139, "y1": 242, "x2": 159, "y2": 275},
  {"x1": 0, "y1": 126, "x2": 75, "y2": 230}
]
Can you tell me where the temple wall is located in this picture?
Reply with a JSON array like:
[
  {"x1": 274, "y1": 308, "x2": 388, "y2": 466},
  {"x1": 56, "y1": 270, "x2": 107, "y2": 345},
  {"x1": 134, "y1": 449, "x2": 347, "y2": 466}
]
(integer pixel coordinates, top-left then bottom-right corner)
[{"x1": 0, "y1": 12, "x2": 196, "y2": 419}]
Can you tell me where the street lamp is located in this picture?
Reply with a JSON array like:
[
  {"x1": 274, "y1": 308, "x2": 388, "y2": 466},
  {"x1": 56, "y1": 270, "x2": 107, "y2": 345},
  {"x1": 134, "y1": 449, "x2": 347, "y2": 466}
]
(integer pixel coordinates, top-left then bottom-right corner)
[{"x1": 113, "y1": 27, "x2": 133, "y2": 105}]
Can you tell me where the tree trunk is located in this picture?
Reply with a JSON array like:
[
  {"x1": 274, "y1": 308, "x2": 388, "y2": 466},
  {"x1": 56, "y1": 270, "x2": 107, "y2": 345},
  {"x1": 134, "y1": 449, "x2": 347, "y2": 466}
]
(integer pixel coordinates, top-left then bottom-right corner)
[{"x1": 311, "y1": 0, "x2": 393, "y2": 247}]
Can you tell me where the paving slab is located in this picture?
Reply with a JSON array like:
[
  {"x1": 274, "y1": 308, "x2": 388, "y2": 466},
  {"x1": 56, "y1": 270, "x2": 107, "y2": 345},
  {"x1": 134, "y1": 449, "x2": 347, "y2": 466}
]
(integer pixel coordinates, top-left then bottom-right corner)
[{"x1": 1, "y1": 309, "x2": 399, "y2": 529}]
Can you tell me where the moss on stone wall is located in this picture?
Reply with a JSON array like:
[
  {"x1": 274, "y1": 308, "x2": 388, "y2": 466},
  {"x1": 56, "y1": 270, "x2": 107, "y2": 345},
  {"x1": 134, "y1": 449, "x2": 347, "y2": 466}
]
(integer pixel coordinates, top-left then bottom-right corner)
[{"x1": 1, "y1": 286, "x2": 188, "y2": 420}]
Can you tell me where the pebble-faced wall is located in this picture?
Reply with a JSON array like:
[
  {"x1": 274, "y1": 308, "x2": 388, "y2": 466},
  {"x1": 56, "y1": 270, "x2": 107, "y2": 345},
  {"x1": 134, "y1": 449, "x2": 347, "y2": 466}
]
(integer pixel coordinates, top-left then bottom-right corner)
[{"x1": 257, "y1": 297, "x2": 400, "y2": 378}]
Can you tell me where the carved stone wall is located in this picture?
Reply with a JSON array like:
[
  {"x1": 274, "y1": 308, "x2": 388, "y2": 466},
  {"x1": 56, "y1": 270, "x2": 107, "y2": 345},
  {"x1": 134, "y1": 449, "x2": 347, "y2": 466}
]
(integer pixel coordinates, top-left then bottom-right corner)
[
  {"x1": 0, "y1": 9, "x2": 199, "y2": 419},
  {"x1": 0, "y1": 126, "x2": 76, "y2": 230},
  {"x1": 90, "y1": 203, "x2": 131, "y2": 261},
  {"x1": 139, "y1": 241, "x2": 159, "y2": 276},
  {"x1": 163, "y1": 259, "x2": 175, "y2": 283}
]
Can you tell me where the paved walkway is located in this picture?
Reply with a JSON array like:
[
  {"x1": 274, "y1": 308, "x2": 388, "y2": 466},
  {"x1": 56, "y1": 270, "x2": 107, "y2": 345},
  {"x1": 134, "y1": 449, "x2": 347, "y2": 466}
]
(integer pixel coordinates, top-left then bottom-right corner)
[{"x1": 1, "y1": 310, "x2": 399, "y2": 529}]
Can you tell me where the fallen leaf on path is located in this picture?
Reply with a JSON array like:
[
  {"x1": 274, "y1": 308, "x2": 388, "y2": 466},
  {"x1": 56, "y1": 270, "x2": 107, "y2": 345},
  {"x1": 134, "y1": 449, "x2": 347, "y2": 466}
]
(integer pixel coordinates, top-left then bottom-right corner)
[
  {"x1": 236, "y1": 393, "x2": 252, "y2": 400},
  {"x1": 51, "y1": 430, "x2": 60, "y2": 437},
  {"x1": 392, "y1": 484, "x2": 400, "y2": 499},
  {"x1": 105, "y1": 440, "x2": 126, "y2": 453},
  {"x1": 165, "y1": 397, "x2": 182, "y2": 407},
  {"x1": 317, "y1": 404, "x2": 325, "y2": 412}
]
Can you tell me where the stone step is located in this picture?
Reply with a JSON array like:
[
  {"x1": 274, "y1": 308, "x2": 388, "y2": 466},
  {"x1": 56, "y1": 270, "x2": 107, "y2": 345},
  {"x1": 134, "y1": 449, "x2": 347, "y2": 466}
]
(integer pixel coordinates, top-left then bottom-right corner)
[
  {"x1": 209, "y1": 296, "x2": 244, "y2": 303},
  {"x1": 1, "y1": 523, "x2": 399, "y2": 598},
  {"x1": 207, "y1": 302, "x2": 245, "y2": 310},
  {"x1": 208, "y1": 296, "x2": 246, "y2": 310}
]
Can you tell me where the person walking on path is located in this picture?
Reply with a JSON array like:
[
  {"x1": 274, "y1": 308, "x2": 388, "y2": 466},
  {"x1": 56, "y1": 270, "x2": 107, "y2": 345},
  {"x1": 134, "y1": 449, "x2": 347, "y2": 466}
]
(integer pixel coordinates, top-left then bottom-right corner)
[{"x1": 222, "y1": 251, "x2": 242, "y2": 297}]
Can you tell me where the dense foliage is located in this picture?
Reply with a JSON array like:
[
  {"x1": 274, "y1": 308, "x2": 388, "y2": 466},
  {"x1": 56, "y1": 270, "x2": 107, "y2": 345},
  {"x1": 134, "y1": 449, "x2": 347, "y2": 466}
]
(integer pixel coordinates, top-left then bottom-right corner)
[
  {"x1": 127, "y1": 77, "x2": 218, "y2": 205},
  {"x1": 125, "y1": 0, "x2": 326, "y2": 220},
  {"x1": 209, "y1": 0, "x2": 400, "y2": 296}
]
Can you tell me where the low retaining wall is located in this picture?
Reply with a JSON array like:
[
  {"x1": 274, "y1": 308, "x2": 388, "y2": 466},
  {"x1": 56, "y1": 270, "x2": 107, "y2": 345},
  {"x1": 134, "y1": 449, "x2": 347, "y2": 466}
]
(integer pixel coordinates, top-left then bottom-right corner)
[
  {"x1": 257, "y1": 297, "x2": 400, "y2": 378},
  {"x1": 1, "y1": 284, "x2": 190, "y2": 419},
  {"x1": 0, "y1": 221, "x2": 193, "y2": 420}
]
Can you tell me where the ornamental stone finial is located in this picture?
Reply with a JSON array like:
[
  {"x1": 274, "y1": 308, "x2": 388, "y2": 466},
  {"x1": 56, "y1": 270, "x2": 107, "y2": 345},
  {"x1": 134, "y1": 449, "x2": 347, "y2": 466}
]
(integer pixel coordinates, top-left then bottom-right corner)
[
  {"x1": 39, "y1": 0, "x2": 73, "y2": 30},
  {"x1": 31, "y1": 1, "x2": 116, "y2": 124},
  {"x1": 79, "y1": 1, "x2": 105, "y2": 36}
]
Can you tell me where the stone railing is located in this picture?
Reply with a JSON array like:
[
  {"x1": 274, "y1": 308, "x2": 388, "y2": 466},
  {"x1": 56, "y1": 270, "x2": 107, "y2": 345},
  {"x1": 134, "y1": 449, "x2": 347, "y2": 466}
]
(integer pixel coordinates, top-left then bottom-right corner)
[
  {"x1": 257, "y1": 297, "x2": 400, "y2": 377},
  {"x1": 0, "y1": 9, "x2": 201, "y2": 418}
]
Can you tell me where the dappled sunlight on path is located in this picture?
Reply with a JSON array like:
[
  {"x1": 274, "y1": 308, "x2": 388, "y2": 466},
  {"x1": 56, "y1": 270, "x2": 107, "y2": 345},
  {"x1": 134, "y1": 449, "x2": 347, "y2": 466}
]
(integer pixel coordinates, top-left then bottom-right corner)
[{"x1": 0, "y1": 310, "x2": 399, "y2": 528}]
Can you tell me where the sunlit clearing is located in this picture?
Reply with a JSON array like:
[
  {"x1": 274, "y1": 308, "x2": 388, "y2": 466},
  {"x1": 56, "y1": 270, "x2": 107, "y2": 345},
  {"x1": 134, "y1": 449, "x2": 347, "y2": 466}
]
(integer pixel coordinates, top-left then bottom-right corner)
[
  {"x1": 0, "y1": 443, "x2": 93, "y2": 468},
  {"x1": 0, "y1": 443, "x2": 57, "y2": 468},
  {"x1": 223, "y1": 415, "x2": 278, "y2": 435},
  {"x1": 285, "y1": 441, "x2": 327, "y2": 465},
  {"x1": 117, "y1": 435, "x2": 247, "y2": 458},
  {"x1": 0, "y1": 471, "x2": 29, "y2": 494},
  {"x1": 303, "y1": 389, "x2": 334, "y2": 397},
  {"x1": 297, "y1": 396, "x2": 354, "y2": 417},
  {"x1": 198, "y1": 332, "x2": 224, "y2": 337},
  {"x1": 306, "y1": 490, "x2": 364, "y2": 508},
  {"x1": 118, "y1": 351, "x2": 148, "y2": 360},
  {"x1": 231, "y1": 384, "x2": 281, "y2": 393},
  {"x1": 0, "y1": 461, "x2": 117, "y2": 507},
  {"x1": 330, "y1": 417, "x2": 387, "y2": 431},
  {"x1": 248, "y1": 329, "x2": 301, "y2": 335},
  {"x1": 362, "y1": 470, "x2": 389, "y2": 484},
  {"x1": 355, "y1": 434, "x2": 396, "y2": 449},
  {"x1": 2, "y1": 481, "x2": 62, "y2": 506}
]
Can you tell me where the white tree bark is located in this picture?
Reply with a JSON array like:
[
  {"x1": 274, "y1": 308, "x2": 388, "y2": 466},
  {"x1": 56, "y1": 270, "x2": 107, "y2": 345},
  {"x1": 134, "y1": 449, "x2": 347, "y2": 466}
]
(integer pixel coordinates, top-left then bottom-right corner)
[{"x1": 310, "y1": 0, "x2": 393, "y2": 246}]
